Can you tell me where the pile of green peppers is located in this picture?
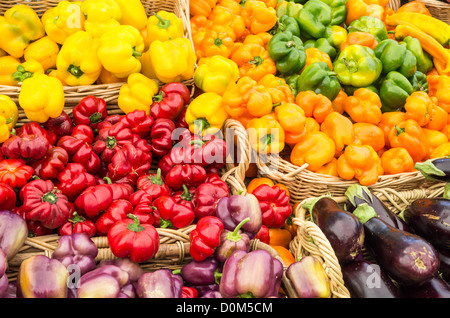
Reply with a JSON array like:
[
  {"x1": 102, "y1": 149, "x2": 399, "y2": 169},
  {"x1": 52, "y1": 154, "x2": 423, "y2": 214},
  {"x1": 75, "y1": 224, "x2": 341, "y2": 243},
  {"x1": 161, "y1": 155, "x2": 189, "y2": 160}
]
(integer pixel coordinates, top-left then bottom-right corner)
[{"x1": 268, "y1": 0, "x2": 434, "y2": 112}]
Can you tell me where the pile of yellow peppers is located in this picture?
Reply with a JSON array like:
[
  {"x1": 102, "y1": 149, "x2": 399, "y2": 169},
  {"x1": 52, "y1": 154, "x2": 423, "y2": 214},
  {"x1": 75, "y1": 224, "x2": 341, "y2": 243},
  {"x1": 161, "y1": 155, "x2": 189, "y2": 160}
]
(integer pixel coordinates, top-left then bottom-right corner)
[
  {"x1": 0, "y1": 0, "x2": 197, "y2": 123},
  {"x1": 187, "y1": 0, "x2": 450, "y2": 186}
]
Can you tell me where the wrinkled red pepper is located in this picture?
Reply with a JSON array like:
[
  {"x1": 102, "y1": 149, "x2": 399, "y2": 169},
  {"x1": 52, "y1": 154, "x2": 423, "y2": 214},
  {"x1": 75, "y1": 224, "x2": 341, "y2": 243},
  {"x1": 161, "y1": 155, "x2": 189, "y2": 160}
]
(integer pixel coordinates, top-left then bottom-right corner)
[
  {"x1": 96, "y1": 114, "x2": 122, "y2": 132},
  {"x1": 72, "y1": 95, "x2": 108, "y2": 129},
  {"x1": 0, "y1": 159, "x2": 34, "y2": 189},
  {"x1": 254, "y1": 225, "x2": 270, "y2": 245},
  {"x1": 31, "y1": 147, "x2": 69, "y2": 180},
  {"x1": 181, "y1": 286, "x2": 198, "y2": 298},
  {"x1": 175, "y1": 108, "x2": 188, "y2": 129},
  {"x1": 193, "y1": 173, "x2": 230, "y2": 220},
  {"x1": 17, "y1": 122, "x2": 57, "y2": 145},
  {"x1": 43, "y1": 112, "x2": 74, "y2": 140},
  {"x1": 189, "y1": 216, "x2": 224, "y2": 262},
  {"x1": 2, "y1": 134, "x2": 50, "y2": 162},
  {"x1": 150, "y1": 118, "x2": 176, "y2": 157},
  {"x1": 150, "y1": 82, "x2": 191, "y2": 121},
  {"x1": 251, "y1": 184, "x2": 292, "y2": 228},
  {"x1": 173, "y1": 184, "x2": 196, "y2": 210},
  {"x1": 58, "y1": 211, "x2": 97, "y2": 237},
  {"x1": 20, "y1": 179, "x2": 71, "y2": 229},
  {"x1": 56, "y1": 163, "x2": 96, "y2": 202},
  {"x1": 107, "y1": 214, "x2": 160, "y2": 263},
  {"x1": 119, "y1": 109, "x2": 154, "y2": 138},
  {"x1": 13, "y1": 206, "x2": 53, "y2": 237},
  {"x1": 153, "y1": 195, "x2": 196, "y2": 229},
  {"x1": 136, "y1": 168, "x2": 171, "y2": 198},
  {"x1": 164, "y1": 164, "x2": 207, "y2": 190},
  {"x1": 0, "y1": 182, "x2": 16, "y2": 210},
  {"x1": 129, "y1": 189, "x2": 160, "y2": 226}
]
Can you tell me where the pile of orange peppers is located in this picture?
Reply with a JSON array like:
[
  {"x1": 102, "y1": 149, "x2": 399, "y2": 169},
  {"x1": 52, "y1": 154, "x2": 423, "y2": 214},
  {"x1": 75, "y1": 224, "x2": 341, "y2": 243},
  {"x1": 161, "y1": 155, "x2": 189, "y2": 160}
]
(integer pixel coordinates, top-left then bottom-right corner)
[{"x1": 189, "y1": 0, "x2": 450, "y2": 186}]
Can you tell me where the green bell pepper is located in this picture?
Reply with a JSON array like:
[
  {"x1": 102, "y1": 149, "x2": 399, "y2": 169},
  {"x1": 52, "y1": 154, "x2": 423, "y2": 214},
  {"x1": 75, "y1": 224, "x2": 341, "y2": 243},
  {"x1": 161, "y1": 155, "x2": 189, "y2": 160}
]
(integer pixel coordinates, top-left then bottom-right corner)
[
  {"x1": 374, "y1": 39, "x2": 417, "y2": 78},
  {"x1": 298, "y1": 0, "x2": 332, "y2": 39},
  {"x1": 379, "y1": 71, "x2": 414, "y2": 112},
  {"x1": 399, "y1": 36, "x2": 434, "y2": 75},
  {"x1": 296, "y1": 61, "x2": 341, "y2": 101},
  {"x1": 342, "y1": 85, "x2": 378, "y2": 96},
  {"x1": 409, "y1": 71, "x2": 429, "y2": 93},
  {"x1": 267, "y1": 31, "x2": 306, "y2": 76},
  {"x1": 324, "y1": 25, "x2": 348, "y2": 50},
  {"x1": 347, "y1": 16, "x2": 388, "y2": 43},
  {"x1": 304, "y1": 38, "x2": 337, "y2": 61},
  {"x1": 276, "y1": 15, "x2": 301, "y2": 38},
  {"x1": 276, "y1": 1, "x2": 303, "y2": 20},
  {"x1": 333, "y1": 44, "x2": 382, "y2": 87},
  {"x1": 282, "y1": 73, "x2": 301, "y2": 96},
  {"x1": 317, "y1": 0, "x2": 347, "y2": 26}
]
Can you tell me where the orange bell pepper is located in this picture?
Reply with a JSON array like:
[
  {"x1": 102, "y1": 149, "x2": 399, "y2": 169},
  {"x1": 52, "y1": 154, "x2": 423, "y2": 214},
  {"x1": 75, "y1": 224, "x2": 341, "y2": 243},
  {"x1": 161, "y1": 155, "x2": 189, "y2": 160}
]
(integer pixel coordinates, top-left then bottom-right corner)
[
  {"x1": 209, "y1": 4, "x2": 246, "y2": 40},
  {"x1": 404, "y1": 91, "x2": 433, "y2": 127},
  {"x1": 388, "y1": 119, "x2": 430, "y2": 162},
  {"x1": 258, "y1": 74, "x2": 295, "y2": 105},
  {"x1": 321, "y1": 112, "x2": 355, "y2": 156},
  {"x1": 396, "y1": 1, "x2": 431, "y2": 16},
  {"x1": 295, "y1": 91, "x2": 334, "y2": 124},
  {"x1": 353, "y1": 122, "x2": 386, "y2": 152},
  {"x1": 343, "y1": 88, "x2": 382, "y2": 125},
  {"x1": 434, "y1": 76, "x2": 450, "y2": 113},
  {"x1": 331, "y1": 89, "x2": 348, "y2": 114},
  {"x1": 425, "y1": 103, "x2": 448, "y2": 131},
  {"x1": 190, "y1": 0, "x2": 217, "y2": 17},
  {"x1": 190, "y1": 15, "x2": 213, "y2": 48},
  {"x1": 290, "y1": 131, "x2": 336, "y2": 171},
  {"x1": 345, "y1": 0, "x2": 384, "y2": 26},
  {"x1": 427, "y1": 74, "x2": 440, "y2": 97},
  {"x1": 285, "y1": 117, "x2": 321, "y2": 146},
  {"x1": 231, "y1": 43, "x2": 277, "y2": 82},
  {"x1": 271, "y1": 245, "x2": 296, "y2": 267},
  {"x1": 243, "y1": 32, "x2": 273, "y2": 50},
  {"x1": 247, "y1": 113, "x2": 285, "y2": 154},
  {"x1": 268, "y1": 228, "x2": 292, "y2": 250},
  {"x1": 382, "y1": 6, "x2": 396, "y2": 33},
  {"x1": 430, "y1": 142, "x2": 450, "y2": 159},
  {"x1": 303, "y1": 48, "x2": 333, "y2": 72},
  {"x1": 247, "y1": 177, "x2": 290, "y2": 196},
  {"x1": 274, "y1": 102, "x2": 307, "y2": 145},
  {"x1": 378, "y1": 111, "x2": 406, "y2": 148},
  {"x1": 337, "y1": 144, "x2": 384, "y2": 186},
  {"x1": 380, "y1": 147, "x2": 415, "y2": 175},
  {"x1": 215, "y1": 0, "x2": 243, "y2": 15},
  {"x1": 315, "y1": 157, "x2": 339, "y2": 177},
  {"x1": 241, "y1": 0, "x2": 277, "y2": 34},
  {"x1": 423, "y1": 128, "x2": 448, "y2": 154},
  {"x1": 340, "y1": 32, "x2": 378, "y2": 51},
  {"x1": 196, "y1": 26, "x2": 235, "y2": 59}
]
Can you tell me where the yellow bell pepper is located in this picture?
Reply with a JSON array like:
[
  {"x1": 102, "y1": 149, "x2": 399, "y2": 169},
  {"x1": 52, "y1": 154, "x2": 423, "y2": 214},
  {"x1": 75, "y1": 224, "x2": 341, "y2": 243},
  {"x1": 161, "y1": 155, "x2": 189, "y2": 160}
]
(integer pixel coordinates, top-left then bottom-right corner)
[
  {"x1": 0, "y1": 4, "x2": 45, "y2": 58},
  {"x1": 430, "y1": 142, "x2": 450, "y2": 159},
  {"x1": 194, "y1": 55, "x2": 239, "y2": 95},
  {"x1": 98, "y1": 25, "x2": 145, "y2": 79},
  {"x1": 97, "y1": 68, "x2": 127, "y2": 85},
  {"x1": 56, "y1": 31, "x2": 103, "y2": 86},
  {"x1": 41, "y1": 1, "x2": 85, "y2": 45},
  {"x1": 0, "y1": 95, "x2": 18, "y2": 131},
  {"x1": 241, "y1": 0, "x2": 277, "y2": 34},
  {"x1": 24, "y1": 36, "x2": 60, "y2": 71},
  {"x1": 321, "y1": 112, "x2": 355, "y2": 156},
  {"x1": 81, "y1": 0, "x2": 122, "y2": 38},
  {"x1": 0, "y1": 56, "x2": 21, "y2": 86},
  {"x1": 149, "y1": 37, "x2": 197, "y2": 83},
  {"x1": 0, "y1": 116, "x2": 10, "y2": 144},
  {"x1": 290, "y1": 131, "x2": 336, "y2": 171},
  {"x1": 185, "y1": 92, "x2": 229, "y2": 136},
  {"x1": 147, "y1": 11, "x2": 184, "y2": 46},
  {"x1": 12, "y1": 60, "x2": 45, "y2": 84},
  {"x1": 247, "y1": 113, "x2": 285, "y2": 154},
  {"x1": 18, "y1": 74, "x2": 65, "y2": 123},
  {"x1": 140, "y1": 50, "x2": 157, "y2": 80},
  {"x1": 274, "y1": 102, "x2": 307, "y2": 145},
  {"x1": 113, "y1": 0, "x2": 148, "y2": 31},
  {"x1": 118, "y1": 73, "x2": 159, "y2": 114}
]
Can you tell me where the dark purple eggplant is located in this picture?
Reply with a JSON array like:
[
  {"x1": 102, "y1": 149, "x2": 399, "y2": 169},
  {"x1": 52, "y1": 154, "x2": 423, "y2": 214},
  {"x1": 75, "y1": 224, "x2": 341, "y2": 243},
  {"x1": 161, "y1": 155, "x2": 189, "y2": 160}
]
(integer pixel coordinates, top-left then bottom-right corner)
[
  {"x1": 401, "y1": 275, "x2": 450, "y2": 298},
  {"x1": 437, "y1": 248, "x2": 450, "y2": 283},
  {"x1": 353, "y1": 203, "x2": 440, "y2": 286},
  {"x1": 403, "y1": 198, "x2": 450, "y2": 250},
  {"x1": 345, "y1": 184, "x2": 410, "y2": 232},
  {"x1": 341, "y1": 260, "x2": 403, "y2": 298},
  {"x1": 304, "y1": 196, "x2": 365, "y2": 265},
  {"x1": 415, "y1": 158, "x2": 450, "y2": 182}
]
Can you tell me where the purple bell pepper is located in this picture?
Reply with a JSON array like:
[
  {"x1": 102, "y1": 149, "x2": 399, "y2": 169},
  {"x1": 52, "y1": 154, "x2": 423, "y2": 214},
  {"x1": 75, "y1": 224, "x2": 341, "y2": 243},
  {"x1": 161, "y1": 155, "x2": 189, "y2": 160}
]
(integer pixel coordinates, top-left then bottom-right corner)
[
  {"x1": 16, "y1": 255, "x2": 69, "y2": 298},
  {"x1": 219, "y1": 249, "x2": 283, "y2": 298},
  {"x1": 136, "y1": 268, "x2": 183, "y2": 298},
  {"x1": 216, "y1": 194, "x2": 262, "y2": 239},
  {"x1": 179, "y1": 257, "x2": 221, "y2": 286},
  {"x1": 0, "y1": 210, "x2": 28, "y2": 260},
  {"x1": 99, "y1": 258, "x2": 144, "y2": 283},
  {"x1": 215, "y1": 217, "x2": 251, "y2": 263},
  {"x1": 3, "y1": 282, "x2": 17, "y2": 298},
  {"x1": 201, "y1": 290, "x2": 223, "y2": 298},
  {"x1": 52, "y1": 233, "x2": 98, "y2": 276},
  {"x1": 0, "y1": 249, "x2": 7, "y2": 298}
]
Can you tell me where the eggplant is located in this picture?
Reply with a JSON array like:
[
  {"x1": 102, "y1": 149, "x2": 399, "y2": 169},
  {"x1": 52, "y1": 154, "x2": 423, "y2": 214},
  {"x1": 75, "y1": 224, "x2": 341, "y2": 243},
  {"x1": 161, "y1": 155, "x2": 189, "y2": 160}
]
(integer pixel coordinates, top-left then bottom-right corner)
[
  {"x1": 353, "y1": 203, "x2": 440, "y2": 286},
  {"x1": 304, "y1": 196, "x2": 365, "y2": 265},
  {"x1": 403, "y1": 198, "x2": 450, "y2": 250},
  {"x1": 415, "y1": 158, "x2": 450, "y2": 182},
  {"x1": 341, "y1": 260, "x2": 403, "y2": 298},
  {"x1": 401, "y1": 275, "x2": 450, "y2": 298},
  {"x1": 345, "y1": 184, "x2": 410, "y2": 232},
  {"x1": 437, "y1": 248, "x2": 450, "y2": 283}
]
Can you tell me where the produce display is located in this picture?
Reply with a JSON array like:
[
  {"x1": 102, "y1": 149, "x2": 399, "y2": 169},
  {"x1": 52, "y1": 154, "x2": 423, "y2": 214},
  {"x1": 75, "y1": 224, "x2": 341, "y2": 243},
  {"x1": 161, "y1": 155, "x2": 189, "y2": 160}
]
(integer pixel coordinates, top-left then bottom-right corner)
[{"x1": 0, "y1": 0, "x2": 449, "y2": 301}]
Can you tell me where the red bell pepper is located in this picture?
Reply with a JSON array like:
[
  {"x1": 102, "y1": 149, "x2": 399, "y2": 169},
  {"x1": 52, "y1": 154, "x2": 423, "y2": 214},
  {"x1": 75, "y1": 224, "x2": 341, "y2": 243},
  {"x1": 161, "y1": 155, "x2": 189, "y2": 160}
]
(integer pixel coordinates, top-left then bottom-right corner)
[
  {"x1": 56, "y1": 163, "x2": 96, "y2": 202},
  {"x1": 13, "y1": 206, "x2": 53, "y2": 237},
  {"x1": 0, "y1": 159, "x2": 34, "y2": 189},
  {"x1": 181, "y1": 286, "x2": 198, "y2": 298},
  {"x1": 2, "y1": 134, "x2": 50, "y2": 162},
  {"x1": 251, "y1": 184, "x2": 292, "y2": 228},
  {"x1": 119, "y1": 109, "x2": 154, "y2": 138},
  {"x1": 136, "y1": 168, "x2": 171, "y2": 198},
  {"x1": 0, "y1": 182, "x2": 16, "y2": 210},
  {"x1": 173, "y1": 184, "x2": 196, "y2": 210},
  {"x1": 72, "y1": 95, "x2": 108, "y2": 129},
  {"x1": 193, "y1": 173, "x2": 230, "y2": 220},
  {"x1": 95, "y1": 199, "x2": 134, "y2": 236},
  {"x1": 129, "y1": 189, "x2": 160, "y2": 226},
  {"x1": 43, "y1": 112, "x2": 74, "y2": 140},
  {"x1": 107, "y1": 214, "x2": 160, "y2": 263},
  {"x1": 150, "y1": 118, "x2": 176, "y2": 157},
  {"x1": 189, "y1": 216, "x2": 224, "y2": 262},
  {"x1": 96, "y1": 114, "x2": 122, "y2": 132},
  {"x1": 31, "y1": 147, "x2": 69, "y2": 180},
  {"x1": 153, "y1": 195, "x2": 196, "y2": 229},
  {"x1": 254, "y1": 225, "x2": 270, "y2": 245},
  {"x1": 58, "y1": 211, "x2": 97, "y2": 237},
  {"x1": 107, "y1": 143, "x2": 152, "y2": 188},
  {"x1": 164, "y1": 164, "x2": 207, "y2": 190},
  {"x1": 150, "y1": 82, "x2": 191, "y2": 121},
  {"x1": 20, "y1": 179, "x2": 71, "y2": 229},
  {"x1": 17, "y1": 122, "x2": 57, "y2": 145},
  {"x1": 175, "y1": 108, "x2": 188, "y2": 129}
]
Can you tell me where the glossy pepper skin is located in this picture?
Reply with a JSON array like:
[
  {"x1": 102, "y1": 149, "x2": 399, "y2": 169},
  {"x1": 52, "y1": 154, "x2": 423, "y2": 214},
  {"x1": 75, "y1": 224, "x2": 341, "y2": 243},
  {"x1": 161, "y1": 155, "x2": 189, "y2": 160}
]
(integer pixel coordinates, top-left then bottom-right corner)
[
  {"x1": 389, "y1": 119, "x2": 430, "y2": 163},
  {"x1": 274, "y1": 102, "x2": 307, "y2": 145},
  {"x1": 231, "y1": 43, "x2": 277, "y2": 82},
  {"x1": 56, "y1": 163, "x2": 96, "y2": 201},
  {"x1": 0, "y1": 94, "x2": 19, "y2": 132},
  {"x1": 297, "y1": 62, "x2": 341, "y2": 102},
  {"x1": 72, "y1": 96, "x2": 108, "y2": 129},
  {"x1": 343, "y1": 87, "x2": 383, "y2": 125},
  {"x1": 216, "y1": 218, "x2": 251, "y2": 263},
  {"x1": 137, "y1": 269, "x2": 183, "y2": 298},
  {"x1": 340, "y1": 31, "x2": 378, "y2": 51},
  {"x1": 193, "y1": 173, "x2": 230, "y2": 220},
  {"x1": 318, "y1": 0, "x2": 347, "y2": 26},
  {"x1": 1, "y1": 134, "x2": 49, "y2": 163},
  {"x1": 190, "y1": 216, "x2": 224, "y2": 261},
  {"x1": 151, "y1": 82, "x2": 191, "y2": 121},
  {"x1": 247, "y1": 113, "x2": 285, "y2": 154},
  {"x1": 108, "y1": 214, "x2": 160, "y2": 263},
  {"x1": 137, "y1": 168, "x2": 171, "y2": 197},
  {"x1": 291, "y1": 131, "x2": 336, "y2": 171},
  {"x1": 267, "y1": 31, "x2": 306, "y2": 76},
  {"x1": 119, "y1": 109, "x2": 154, "y2": 138},
  {"x1": 58, "y1": 210, "x2": 97, "y2": 237},
  {"x1": 276, "y1": 15, "x2": 301, "y2": 38},
  {"x1": 404, "y1": 91, "x2": 433, "y2": 127},
  {"x1": 252, "y1": 184, "x2": 292, "y2": 228},
  {"x1": 304, "y1": 38, "x2": 337, "y2": 61},
  {"x1": 295, "y1": 90, "x2": 334, "y2": 124},
  {"x1": 381, "y1": 147, "x2": 415, "y2": 175},
  {"x1": 400, "y1": 36, "x2": 433, "y2": 74},
  {"x1": 43, "y1": 112, "x2": 74, "y2": 141},
  {"x1": 0, "y1": 182, "x2": 16, "y2": 210},
  {"x1": 31, "y1": 146, "x2": 69, "y2": 181},
  {"x1": 164, "y1": 164, "x2": 207, "y2": 190},
  {"x1": 348, "y1": 16, "x2": 388, "y2": 43},
  {"x1": 80, "y1": 0, "x2": 122, "y2": 39},
  {"x1": 147, "y1": 11, "x2": 184, "y2": 46},
  {"x1": 154, "y1": 196, "x2": 196, "y2": 229},
  {"x1": 149, "y1": 119, "x2": 176, "y2": 158},
  {"x1": 0, "y1": 159, "x2": 34, "y2": 189},
  {"x1": 118, "y1": 73, "x2": 160, "y2": 114},
  {"x1": 219, "y1": 249, "x2": 283, "y2": 298},
  {"x1": 379, "y1": 71, "x2": 415, "y2": 112},
  {"x1": 0, "y1": 210, "x2": 28, "y2": 260},
  {"x1": 321, "y1": 112, "x2": 354, "y2": 155},
  {"x1": 298, "y1": 0, "x2": 332, "y2": 39},
  {"x1": 409, "y1": 71, "x2": 429, "y2": 93},
  {"x1": 241, "y1": 0, "x2": 277, "y2": 34},
  {"x1": 374, "y1": 39, "x2": 417, "y2": 78}
]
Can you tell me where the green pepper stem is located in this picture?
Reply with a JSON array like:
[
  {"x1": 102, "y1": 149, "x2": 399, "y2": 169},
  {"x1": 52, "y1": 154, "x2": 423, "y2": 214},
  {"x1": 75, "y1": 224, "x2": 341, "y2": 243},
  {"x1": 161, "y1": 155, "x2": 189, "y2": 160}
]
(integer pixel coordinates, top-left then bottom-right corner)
[
  {"x1": 226, "y1": 217, "x2": 250, "y2": 242},
  {"x1": 249, "y1": 56, "x2": 263, "y2": 66},
  {"x1": 103, "y1": 177, "x2": 113, "y2": 184},
  {"x1": 154, "y1": 13, "x2": 171, "y2": 29},
  {"x1": 214, "y1": 37, "x2": 223, "y2": 47},
  {"x1": 132, "y1": 47, "x2": 142, "y2": 58},
  {"x1": 180, "y1": 184, "x2": 192, "y2": 201},
  {"x1": 214, "y1": 269, "x2": 222, "y2": 285},
  {"x1": 152, "y1": 91, "x2": 165, "y2": 103},
  {"x1": 68, "y1": 64, "x2": 84, "y2": 78},
  {"x1": 89, "y1": 112, "x2": 103, "y2": 124},
  {"x1": 150, "y1": 168, "x2": 164, "y2": 185},
  {"x1": 194, "y1": 118, "x2": 210, "y2": 134},
  {"x1": 69, "y1": 211, "x2": 85, "y2": 224},
  {"x1": 42, "y1": 191, "x2": 58, "y2": 204},
  {"x1": 190, "y1": 139, "x2": 205, "y2": 146},
  {"x1": 12, "y1": 65, "x2": 33, "y2": 83},
  {"x1": 172, "y1": 269, "x2": 181, "y2": 275},
  {"x1": 105, "y1": 136, "x2": 118, "y2": 150},
  {"x1": 126, "y1": 214, "x2": 145, "y2": 232},
  {"x1": 158, "y1": 217, "x2": 173, "y2": 229},
  {"x1": 395, "y1": 125, "x2": 405, "y2": 136}
]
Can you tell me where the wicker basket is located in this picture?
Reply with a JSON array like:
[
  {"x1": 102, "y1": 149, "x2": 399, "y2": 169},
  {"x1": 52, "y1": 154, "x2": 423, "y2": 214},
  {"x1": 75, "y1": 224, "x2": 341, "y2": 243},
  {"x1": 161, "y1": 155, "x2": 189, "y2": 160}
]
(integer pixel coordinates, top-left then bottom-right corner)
[
  {"x1": 388, "y1": 0, "x2": 402, "y2": 11},
  {"x1": 408, "y1": 0, "x2": 450, "y2": 24},
  {"x1": 0, "y1": 0, "x2": 195, "y2": 121},
  {"x1": 288, "y1": 183, "x2": 445, "y2": 298}
]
